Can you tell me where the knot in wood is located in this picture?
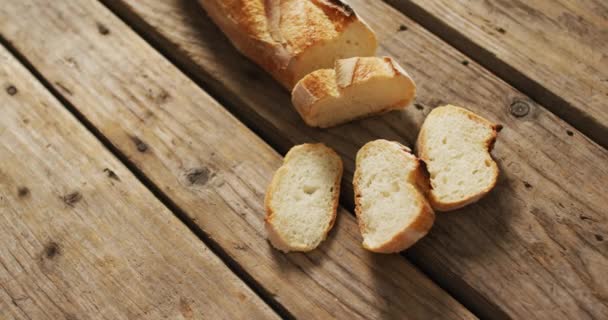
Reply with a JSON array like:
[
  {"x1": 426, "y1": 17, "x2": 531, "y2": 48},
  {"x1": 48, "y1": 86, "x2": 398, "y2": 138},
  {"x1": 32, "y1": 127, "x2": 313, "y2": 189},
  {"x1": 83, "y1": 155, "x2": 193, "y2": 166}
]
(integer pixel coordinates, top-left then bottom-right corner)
[
  {"x1": 6, "y1": 85, "x2": 17, "y2": 96},
  {"x1": 510, "y1": 100, "x2": 530, "y2": 117},
  {"x1": 186, "y1": 167, "x2": 212, "y2": 185},
  {"x1": 130, "y1": 136, "x2": 148, "y2": 153},
  {"x1": 44, "y1": 241, "x2": 60, "y2": 259}
]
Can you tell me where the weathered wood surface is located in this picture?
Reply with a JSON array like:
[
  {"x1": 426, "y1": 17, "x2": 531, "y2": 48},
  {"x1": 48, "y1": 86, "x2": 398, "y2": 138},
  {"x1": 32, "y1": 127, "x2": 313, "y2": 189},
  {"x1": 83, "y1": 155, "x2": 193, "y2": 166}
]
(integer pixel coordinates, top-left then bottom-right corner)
[
  {"x1": 385, "y1": 0, "x2": 608, "y2": 148},
  {"x1": 101, "y1": 0, "x2": 608, "y2": 318},
  {"x1": 0, "y1": 46, "x2": 276, "y2": 320},
  {"x1": 0, "y1": 1, "x2": 475, "y2": 319}
]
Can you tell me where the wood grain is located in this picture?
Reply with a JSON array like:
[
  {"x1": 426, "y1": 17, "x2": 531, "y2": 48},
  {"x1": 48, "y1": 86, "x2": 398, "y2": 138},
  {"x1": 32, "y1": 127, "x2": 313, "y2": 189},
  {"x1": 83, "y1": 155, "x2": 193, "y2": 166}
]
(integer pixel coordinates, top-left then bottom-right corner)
[
  {"x1": 0, "y1": 1, "x2": 475, "y2": 319},
  {"x1": 0, "y1": 45, "x2": 276, "y2": 320},
  {"x1": 100, "y1": 0, "x2": 608, "y2": 318},
  {"x1": 384, "y1": 0, "x2": 608, "y2": 148}
]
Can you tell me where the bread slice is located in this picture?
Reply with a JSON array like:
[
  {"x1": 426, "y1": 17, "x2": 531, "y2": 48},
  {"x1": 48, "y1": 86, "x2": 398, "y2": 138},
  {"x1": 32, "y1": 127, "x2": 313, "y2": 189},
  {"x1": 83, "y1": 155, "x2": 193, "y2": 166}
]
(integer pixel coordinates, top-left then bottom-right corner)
[
  {"x1": 416, "y1": 105, "x2": 501, "y2": 211},
  {"x1": 353, "y1": 140, "x2": 435, "y2": 253},
  {"x1": 199, "y1": 0, "x2": 377, "y2": 89},
  {"x1": 265, "y1": 143, "x2": 343, "y2": 252},
  {"x1": 291, "y1": 56, "x2": 416, "y2": 128}
]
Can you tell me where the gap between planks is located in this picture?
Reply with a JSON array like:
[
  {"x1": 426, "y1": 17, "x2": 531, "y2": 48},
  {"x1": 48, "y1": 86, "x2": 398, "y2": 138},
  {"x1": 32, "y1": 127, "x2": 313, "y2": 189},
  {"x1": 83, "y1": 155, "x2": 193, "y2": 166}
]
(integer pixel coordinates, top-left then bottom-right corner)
[
  {"x1": 0, "y1": 33, "x2": 295, "y2": 320},
  {"x1": 382, "y1": 0, "x2": 608, "y2": 149},
  {"x1": 0, "y1": 43, "x2": 278, "y2": 320}
]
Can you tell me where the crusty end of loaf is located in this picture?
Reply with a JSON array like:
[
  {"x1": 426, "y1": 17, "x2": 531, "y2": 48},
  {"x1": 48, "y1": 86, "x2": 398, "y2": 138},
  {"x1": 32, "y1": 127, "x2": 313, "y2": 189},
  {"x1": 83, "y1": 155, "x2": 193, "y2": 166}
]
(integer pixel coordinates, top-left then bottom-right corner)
[
  {"x1": 354, "y1": 140, "x2": 435, "y2": 253},
  {"x1": 199, "y1": 0, "x2": 377, "y2": 89},
  {"x1": 416, "y1": 105, "x2": 500, "y2": 212},
  {"x1": 264, "y1": 143, "x2": 343, "y2": 252},
  {"x1": 287, "y1": 18, "x2": 378, "y2": 88},
  {"x1": 291, "y1": 57, "x2": 416, "y2": 128}
]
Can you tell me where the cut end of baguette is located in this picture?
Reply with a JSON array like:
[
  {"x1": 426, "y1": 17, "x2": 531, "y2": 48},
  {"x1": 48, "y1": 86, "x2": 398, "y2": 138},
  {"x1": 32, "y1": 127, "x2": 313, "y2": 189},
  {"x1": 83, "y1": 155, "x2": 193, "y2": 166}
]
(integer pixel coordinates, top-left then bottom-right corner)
[
  {"x1": 200, "y1": 0, "x2": 377, "y2": 89},
  {"x1": 265, "y1": 143, "x2": 343, "y2": 252},
  {"x1": 354, "y1": 140, "x2": 434, "y2": 253},
  {"x1": 416, "y1": 105, "x2": 500, "y2": 211},
  {"x1": 288, "y1": 19, "x2": 378, "y2": 87},
  {"x1": 292, "y1": 57, "x2": 416, "y2": 128}
]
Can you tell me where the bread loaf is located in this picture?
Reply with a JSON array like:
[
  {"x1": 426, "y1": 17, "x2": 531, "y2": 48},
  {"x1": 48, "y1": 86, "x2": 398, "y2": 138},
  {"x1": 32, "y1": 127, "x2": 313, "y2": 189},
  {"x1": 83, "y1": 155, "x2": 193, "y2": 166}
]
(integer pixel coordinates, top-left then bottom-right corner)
[
  {"x1": 416, "y1": 105, "x2": 501, "y2": 211},
  {"x1": 354, "y1": 140, "x2": 434, "y2": 253},
  {"x1": 199, "y1": 0, "x2": 378, "y2": 89},
  {"x1": 292, "y1": 56, "x2": 416, "y2": 127},
  {"x1": 265, "y1": 143, "x2": 343, "y2": 252}
]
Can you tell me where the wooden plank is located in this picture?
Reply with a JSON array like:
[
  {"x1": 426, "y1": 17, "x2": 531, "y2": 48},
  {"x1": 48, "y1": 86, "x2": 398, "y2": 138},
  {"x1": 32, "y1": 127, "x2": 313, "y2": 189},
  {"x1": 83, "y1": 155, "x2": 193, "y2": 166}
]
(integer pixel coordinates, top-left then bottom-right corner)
[
  {"x1": 0, "y1": 46, "x2": 276, "y2": 320},
  {"x1": 0, "y1": 1, "x2": 475, "y2": 319},
  {"x1": 384, "y1": 0, "x2": 608, "y2": 148},
  {"x1": 100, "y1": 0, "x2": 608, "y2": 319}
]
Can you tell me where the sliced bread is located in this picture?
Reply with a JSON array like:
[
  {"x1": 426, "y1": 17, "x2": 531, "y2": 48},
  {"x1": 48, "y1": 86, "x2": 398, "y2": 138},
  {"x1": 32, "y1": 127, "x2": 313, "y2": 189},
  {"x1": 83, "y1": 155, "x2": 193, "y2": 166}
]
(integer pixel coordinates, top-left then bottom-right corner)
[
  {"x1": 199, "y1": 0, "x2": 377, "y2": 89},
  {"x1": 291, "y1": 56, "x2": 416, "y2": 128},
  {"x1": 353, "y1": 140, "x2": 435, "y2": 253},
  {"x1": 265, "y1": 143, "x2": 343, "y2": 252},
  {"x1": 416, "y1": 105, "x2": 501, "y2": 211}
]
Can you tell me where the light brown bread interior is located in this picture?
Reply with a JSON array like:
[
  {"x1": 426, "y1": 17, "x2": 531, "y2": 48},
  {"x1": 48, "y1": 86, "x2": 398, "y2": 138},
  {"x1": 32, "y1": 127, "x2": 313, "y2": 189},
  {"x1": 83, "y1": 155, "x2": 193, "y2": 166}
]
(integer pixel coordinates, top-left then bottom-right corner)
[
  {"x1": 265, "y1": 143, "x2": 343, "y2": 252},
  {"x1": 416, "y1": 105, "x2": 501, "y2": 211},
  {"x1": 354, "y1": 140, "x2": 435, "y2": 253}
]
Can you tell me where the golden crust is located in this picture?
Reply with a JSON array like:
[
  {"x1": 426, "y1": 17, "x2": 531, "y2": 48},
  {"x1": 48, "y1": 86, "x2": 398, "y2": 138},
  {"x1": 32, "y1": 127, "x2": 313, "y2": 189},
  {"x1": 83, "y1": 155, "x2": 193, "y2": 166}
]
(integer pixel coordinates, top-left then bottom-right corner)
[
  {"x1": 348, "y1": 56, "x2": 392, "y2": 84},
  {"x1": 279, "y1": 1, "x2": 346, "y2": 54},
  {"x1": 291, "y1": 69, "x2": 338, "y2": 124},
  {"x1": 335, "y1": 56, "x2": 402, "y2": 88},
  {"x1": 264, "y1": 143, "x2": 343, "y2": 252},
  {"x1": 199, "y1": 0, "x2": 376, "y2": 88},
  {"x1": 416, "y1": 105, "x2": 500, "y2": 212},
  {"x1": 353, "y1": 140, "x2": 435, "y2": 254}
]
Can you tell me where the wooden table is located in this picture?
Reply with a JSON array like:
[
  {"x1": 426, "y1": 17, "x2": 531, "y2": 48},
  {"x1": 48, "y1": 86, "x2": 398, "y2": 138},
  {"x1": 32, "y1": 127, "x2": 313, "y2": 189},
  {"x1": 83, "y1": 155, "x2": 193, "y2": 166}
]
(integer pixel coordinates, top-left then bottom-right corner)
[{"x1": 1, "y1": 1, "x2": 606, "y2": 319}]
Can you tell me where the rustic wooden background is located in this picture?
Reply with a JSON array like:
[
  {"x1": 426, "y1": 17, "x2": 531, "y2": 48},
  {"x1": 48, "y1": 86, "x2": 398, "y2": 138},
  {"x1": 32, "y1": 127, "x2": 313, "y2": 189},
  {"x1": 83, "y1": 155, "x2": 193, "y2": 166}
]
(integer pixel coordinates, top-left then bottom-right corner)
[{"x1": 1, "y1": 0, "x2": 606, "y2": 319}]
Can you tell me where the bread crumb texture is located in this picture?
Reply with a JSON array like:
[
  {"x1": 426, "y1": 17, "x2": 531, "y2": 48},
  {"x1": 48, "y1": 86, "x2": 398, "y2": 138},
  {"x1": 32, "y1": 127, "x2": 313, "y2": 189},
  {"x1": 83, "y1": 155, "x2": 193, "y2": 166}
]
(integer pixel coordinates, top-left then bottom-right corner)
[
  {"x1": 265, "y1": 143, "x2": 342, "y2": 252},
  {"x1": 355, "y1": 140, "x2": 434, "y2": 252},
  {"x1": 417, "y1": 105, "x2": 499, "y2": 211}
]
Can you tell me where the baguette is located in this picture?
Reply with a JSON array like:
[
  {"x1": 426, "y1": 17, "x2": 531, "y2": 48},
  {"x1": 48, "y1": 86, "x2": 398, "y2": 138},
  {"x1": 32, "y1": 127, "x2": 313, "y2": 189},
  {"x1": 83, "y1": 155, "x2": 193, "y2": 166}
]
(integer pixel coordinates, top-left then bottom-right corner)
[
  {"x1": 353, "y1": 140, "x2": 434, "y2": 253},
  {"x1": 416, "y1": 105, "x2": 501, "y2": 211},
  {"x1": 292, "y1": 56, "x2": 416, "y2": 128},
  {"x1": 199, "y1": 0, "x2": 378, "y2": 89},
  {"x1": 265, "y1": 143, "x2": 343, "y2": 252}
]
